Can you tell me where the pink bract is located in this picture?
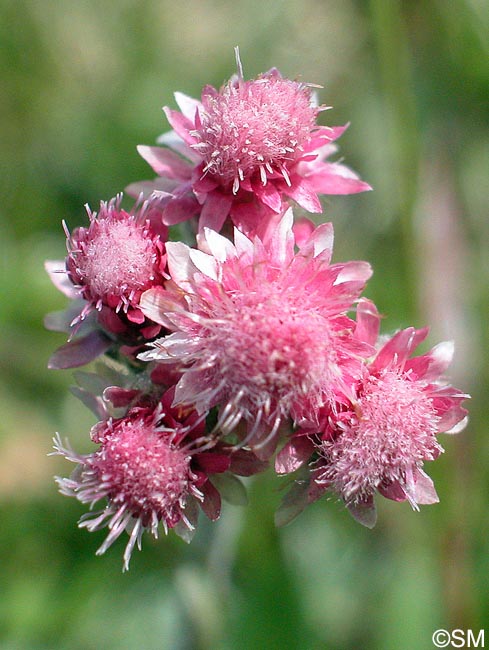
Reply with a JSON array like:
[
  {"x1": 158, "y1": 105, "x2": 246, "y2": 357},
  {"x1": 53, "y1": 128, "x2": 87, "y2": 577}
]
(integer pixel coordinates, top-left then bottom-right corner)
[
  {"x1": 138, "y1": 210, "x2": 373, "y2": 458},
  {"x1": 127, "y1": 52, "x2": 371, "y2": 235}
]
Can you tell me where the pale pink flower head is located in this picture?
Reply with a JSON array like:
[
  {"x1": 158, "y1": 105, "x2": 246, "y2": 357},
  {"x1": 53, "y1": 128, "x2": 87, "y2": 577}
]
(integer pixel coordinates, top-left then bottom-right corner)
[
  {"x1": 53, "y1": 394, "x2": 233, "y2": 570},
  {"x1": 128, "y1": 51, "x2": 371, "y2": 235},
  {"x1": 138, "y1": 210, "x2": 373, "y2": 458},
  {"x1": 310, "y1": 300, "x2": 469, "y2": 526},
  {"x1": 193, "y1": 63, "x2": 319, "y2": 191},
  {"x1": 65, "y1": 194, "x2": 168, "y2": 336}
]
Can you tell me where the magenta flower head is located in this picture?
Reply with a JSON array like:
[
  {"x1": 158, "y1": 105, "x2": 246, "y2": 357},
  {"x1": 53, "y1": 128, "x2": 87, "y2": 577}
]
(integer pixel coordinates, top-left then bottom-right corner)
[
  {"x1": 45, "y1": 193, "x2": 171, "y2": 369},
  {"x1": 138, "y1": 210, "x2": 373, "y2": 458},
  {"x1": 63, "y1": 194, "x2": 168, "y2": 337},
  {"x1": 282, "y1": 300, "x2": 469, "y2": 527},
  {"x1": 53, "y1": 392, "x2": 234, "y2": 570},
  {"x1": 127, "y1": 49, "x2": 371, "y2": 235}
]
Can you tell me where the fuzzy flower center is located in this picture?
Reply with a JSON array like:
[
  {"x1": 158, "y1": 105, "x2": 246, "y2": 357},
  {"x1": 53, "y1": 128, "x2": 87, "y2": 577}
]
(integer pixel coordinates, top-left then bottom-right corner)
[
  {"x1": 93, "y1": 418, "x2": 192, "y2": 521},
  {"x1": 76, "y1": 218, "x2": 159, "y2": 298},
  {"x1": 194, "y1": 280, "x2": 335, "y2": 415},
  {"x1": 193, "y1": 75, "x2": 317, "y2": 188},
  {"x1": 323, "y1": 370, "x2": 441, "y2": 501}
]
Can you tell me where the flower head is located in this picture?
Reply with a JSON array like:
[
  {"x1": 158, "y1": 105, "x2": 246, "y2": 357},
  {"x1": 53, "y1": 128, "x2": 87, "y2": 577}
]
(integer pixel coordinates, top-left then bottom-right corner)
[
  {"x1": 309, "y1": 301, "x2": 469, "y2": 525},
  {"x1": 193, "y1": 66, "x2": 319, "y2": 192},
  {"x1": 127, "y1": 51, "x2": 371, "y2": 235},
  {"x1": 139, "y1": 210, "x2": 372, "y2": 457},
  {"x1": 65, "y1": 194, "x2": 168, "y2": 332},
  {"x1": 53, "y1": 395, "x2": 231, "y2": 570}
]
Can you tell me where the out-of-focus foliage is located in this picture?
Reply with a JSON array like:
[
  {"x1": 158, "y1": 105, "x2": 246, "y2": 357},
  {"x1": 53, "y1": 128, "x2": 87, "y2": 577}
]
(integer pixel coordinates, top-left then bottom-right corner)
[{"x1": 0, "y1": 1, "x2": 487, "y2": 648}]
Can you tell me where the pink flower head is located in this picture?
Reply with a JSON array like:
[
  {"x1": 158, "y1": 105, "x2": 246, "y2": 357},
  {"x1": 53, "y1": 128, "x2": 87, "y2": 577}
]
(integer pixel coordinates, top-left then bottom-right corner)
[
  {"x1": 138, "y1": 210, "x2": 373, "y2": 458},
  {"x1": 127, "y1": 50, "x2": 371, "y2": 235},
  {"x1": 309, "y1": 300, "x2": 469, "y2": 526},
  {"x1": 64, "y1": 194, "x2": 168, "y2": 337},
  {"x1": 53, "y1": 394, "x2": 232, "y2": 570}
]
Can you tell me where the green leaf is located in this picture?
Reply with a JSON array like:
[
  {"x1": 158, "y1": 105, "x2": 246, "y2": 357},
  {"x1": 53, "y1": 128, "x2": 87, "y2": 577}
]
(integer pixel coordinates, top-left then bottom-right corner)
[
  {"x1": 274, "y1": 479, "x2": 310, "y2": 528},
  {"x1": 210, "y1": 473, "x2": 248, "y2": 506}
]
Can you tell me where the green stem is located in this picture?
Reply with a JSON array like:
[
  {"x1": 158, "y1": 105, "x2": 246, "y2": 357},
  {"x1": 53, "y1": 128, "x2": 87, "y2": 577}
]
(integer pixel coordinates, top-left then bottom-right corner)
[{"x1": 370, "y1": 0, "x2": 421, "y2": 322}]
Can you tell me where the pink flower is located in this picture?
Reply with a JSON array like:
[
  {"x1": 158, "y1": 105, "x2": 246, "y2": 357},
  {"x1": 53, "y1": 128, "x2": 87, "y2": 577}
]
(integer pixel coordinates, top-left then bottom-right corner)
[
  {"x1": 65, "y1": 194, "x2": 168, "y2": 332},
  {"x1": 279, "y1": 300, "x2": 469, "y2": 527},
  {"x1": 127, "y1": 51, "x2": 371, "y2": 235},
  {"x1": 138, "y1": 210, "x2": 372, "y2": 458},
  {"x1": 45, "y1": 194, "x2": 170, "y2": 368},
  {"x1": 53, "y1": 395, "x2": 232, "y2": 570}
]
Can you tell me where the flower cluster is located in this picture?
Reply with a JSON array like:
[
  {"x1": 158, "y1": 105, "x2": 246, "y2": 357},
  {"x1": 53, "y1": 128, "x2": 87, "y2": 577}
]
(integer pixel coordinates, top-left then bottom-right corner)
[{"x1": 47, "y1": 51, "x2": 468, "y2": 569}]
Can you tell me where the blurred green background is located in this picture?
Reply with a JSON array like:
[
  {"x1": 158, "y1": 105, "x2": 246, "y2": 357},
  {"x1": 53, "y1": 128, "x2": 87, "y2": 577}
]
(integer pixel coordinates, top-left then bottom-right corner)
[{"x1": 1, "y1": 1, "x2": 488, "y2": 648}]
